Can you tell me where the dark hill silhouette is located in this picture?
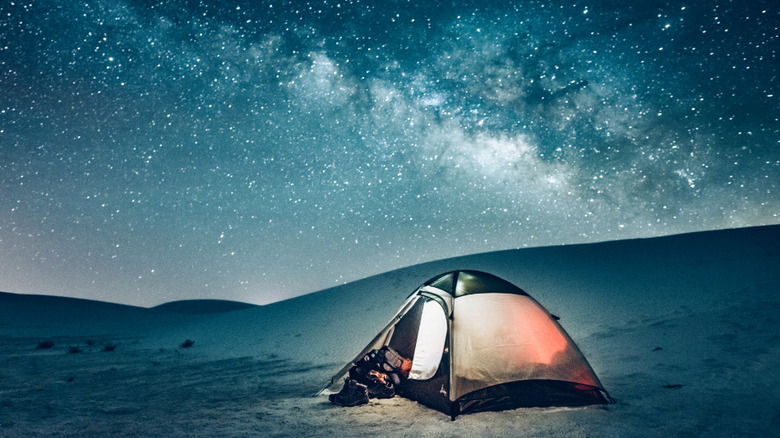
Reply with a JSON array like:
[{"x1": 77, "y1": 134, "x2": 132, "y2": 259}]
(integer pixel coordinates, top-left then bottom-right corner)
[{"x1": 152, "y1": 299, "x2": 258, "y2": 314}]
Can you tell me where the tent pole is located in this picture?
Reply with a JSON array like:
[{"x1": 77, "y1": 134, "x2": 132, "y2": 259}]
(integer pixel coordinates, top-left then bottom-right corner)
[{"x1": 447, "y1": 290, "x2": 457, "y2": 419}]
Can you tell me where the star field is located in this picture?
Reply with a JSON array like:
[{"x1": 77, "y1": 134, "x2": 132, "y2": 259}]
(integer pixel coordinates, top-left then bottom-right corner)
[{"x1": 1, "y1": 0, "x2": 778, "y2": 305}]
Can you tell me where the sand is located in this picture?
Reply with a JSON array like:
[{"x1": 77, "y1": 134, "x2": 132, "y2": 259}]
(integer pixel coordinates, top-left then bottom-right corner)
[{"x1": 1, "y1": 225, "x2": 778, "y2": 437}]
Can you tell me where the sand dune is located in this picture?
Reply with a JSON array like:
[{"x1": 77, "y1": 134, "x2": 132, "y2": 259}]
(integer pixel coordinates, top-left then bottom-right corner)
[{"x1": 1, "y1": 225, "x2": 778, "y2": 436}]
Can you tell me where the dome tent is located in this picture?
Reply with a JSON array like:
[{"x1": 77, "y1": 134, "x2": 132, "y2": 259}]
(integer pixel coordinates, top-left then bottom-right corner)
[{"x1": 323, "y1": 270, "x2": 612, "y2": 419}]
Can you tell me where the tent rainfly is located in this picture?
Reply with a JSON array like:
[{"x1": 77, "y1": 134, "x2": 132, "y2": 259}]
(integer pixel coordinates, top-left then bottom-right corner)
[{"x1": 323, "y1": 270, "x2": 612, "y2": 419}]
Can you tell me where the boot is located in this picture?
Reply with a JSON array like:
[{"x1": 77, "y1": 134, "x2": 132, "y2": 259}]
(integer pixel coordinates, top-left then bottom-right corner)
[
  {"x1": 367, "y1": 381, "x2": 395, "y2": 399},
  {"x1": 329, "y1": 378, "x2": 369, "y2": 407}
]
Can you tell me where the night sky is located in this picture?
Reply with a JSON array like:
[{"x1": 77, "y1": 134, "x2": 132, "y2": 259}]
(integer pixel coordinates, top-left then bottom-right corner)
[{"x1": 1, "y1": 0, "x2": 777, "y2": 306}]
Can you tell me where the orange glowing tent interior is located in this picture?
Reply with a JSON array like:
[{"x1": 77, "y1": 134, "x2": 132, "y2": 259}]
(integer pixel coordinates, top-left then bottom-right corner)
[{"x1": 323, "y1": 270, "x2": 612, "y2": 418}]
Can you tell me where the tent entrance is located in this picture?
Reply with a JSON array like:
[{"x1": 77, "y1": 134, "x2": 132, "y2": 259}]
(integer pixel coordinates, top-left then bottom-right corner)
[{"x1": 387, "y1": 297, "x2": 453, "y2": 413}]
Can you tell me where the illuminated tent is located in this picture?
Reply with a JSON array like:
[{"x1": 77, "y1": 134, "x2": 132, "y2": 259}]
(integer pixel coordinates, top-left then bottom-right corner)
[{"x1": 323, "y1": 270, "x2": 612, "y2": 418}]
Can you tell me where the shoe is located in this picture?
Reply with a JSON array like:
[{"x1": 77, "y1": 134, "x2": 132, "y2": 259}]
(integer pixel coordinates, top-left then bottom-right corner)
[
  {"x1": 367, "y1": 382, "x2": 395, "y2": 399},
  {"x1": 329, "y1": 378, "x2": 369, "y2": 407}
]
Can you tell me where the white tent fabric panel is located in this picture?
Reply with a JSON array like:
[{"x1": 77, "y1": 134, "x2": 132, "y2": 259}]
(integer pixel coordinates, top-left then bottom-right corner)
[
  {"x1": 450, "y1": 293, "x2": 601, "y2": 400},
  {"x1": 409, "y1": 299, "x2": 448, "y2": 380}
]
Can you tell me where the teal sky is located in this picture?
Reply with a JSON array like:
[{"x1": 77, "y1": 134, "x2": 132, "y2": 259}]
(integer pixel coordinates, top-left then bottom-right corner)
[{"x1": 1, "y1": 0, "x2": 777, "y2": 305}]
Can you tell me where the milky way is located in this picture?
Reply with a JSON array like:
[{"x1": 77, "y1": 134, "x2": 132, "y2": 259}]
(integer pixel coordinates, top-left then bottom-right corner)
[{"x1": 1, "y1": 0, "x2": 777, "y2": 305}]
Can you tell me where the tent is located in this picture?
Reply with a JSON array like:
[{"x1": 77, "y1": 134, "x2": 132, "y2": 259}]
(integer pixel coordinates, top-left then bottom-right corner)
[{"x1": 323, "y1": 270, "x2": 612, "y2": 418}]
